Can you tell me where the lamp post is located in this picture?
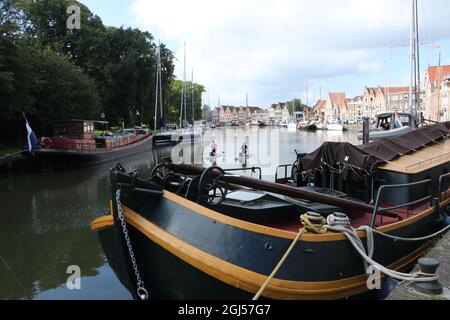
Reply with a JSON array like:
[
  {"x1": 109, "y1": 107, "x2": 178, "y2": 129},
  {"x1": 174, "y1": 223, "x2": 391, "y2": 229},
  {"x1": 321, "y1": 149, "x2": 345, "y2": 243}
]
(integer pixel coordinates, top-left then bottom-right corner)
[{"x1": 100, "y1": 112, "x2": 106, "y2": 133}]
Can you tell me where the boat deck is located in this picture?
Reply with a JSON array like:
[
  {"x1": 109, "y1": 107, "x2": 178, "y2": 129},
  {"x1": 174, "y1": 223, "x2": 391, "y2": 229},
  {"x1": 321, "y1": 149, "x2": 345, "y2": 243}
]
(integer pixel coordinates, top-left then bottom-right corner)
[
  {"x1": 379, "y1": 138, "x2": 450, "y2": 174},
  {"x1": 265, "y1": 202, "x2": 431, "y2": 232}
]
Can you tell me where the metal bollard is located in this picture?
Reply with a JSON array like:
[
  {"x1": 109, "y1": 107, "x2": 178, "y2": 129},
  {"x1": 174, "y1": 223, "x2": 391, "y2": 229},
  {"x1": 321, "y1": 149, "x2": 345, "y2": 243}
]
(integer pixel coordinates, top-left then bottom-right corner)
[
  {"x1": 362, "y1": 118, "x2": 370, "y2": 145},
  {"x1": 413, "y1": 258, "x2": 443, "y2": 296}
]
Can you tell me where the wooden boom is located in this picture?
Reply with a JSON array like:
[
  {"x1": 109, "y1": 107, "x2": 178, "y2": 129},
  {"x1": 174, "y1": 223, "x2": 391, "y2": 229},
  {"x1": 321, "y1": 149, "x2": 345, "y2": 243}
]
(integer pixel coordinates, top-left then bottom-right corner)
[{"x1": 166, "y1": 163, "x2": 381, "y2": 214}]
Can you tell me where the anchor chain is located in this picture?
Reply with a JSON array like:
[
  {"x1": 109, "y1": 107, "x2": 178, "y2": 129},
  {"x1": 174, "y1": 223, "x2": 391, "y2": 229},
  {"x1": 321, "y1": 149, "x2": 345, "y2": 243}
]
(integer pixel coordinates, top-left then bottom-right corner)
[{"x1": 115, "y1": 189, "x2": 149, "y2": 300}]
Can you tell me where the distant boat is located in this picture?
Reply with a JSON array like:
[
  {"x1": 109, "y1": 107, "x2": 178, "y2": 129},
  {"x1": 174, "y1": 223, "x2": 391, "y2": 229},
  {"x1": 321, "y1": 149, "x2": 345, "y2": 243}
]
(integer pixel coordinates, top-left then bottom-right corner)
[
  {"x1": 357, "y1": 113, "x2": 413, "y2": 141},
  {"x1": 327, "y1": 121, "x2": 344, "y2": 131},
  {"x1": 278, "y1": 120, "x2": 288, "y2": 128},
  {"x1": 153, "y1": 128, "x2": 200, "y2": 146},
  {"x1": 287, "y1": 121, "x2": 297, "y2": 130},
  {"x1": 316, "y1": 123, "x2": 327, "y2": 130},
  {"x1": 296, "y1": 121, "x2": 308, "y2": 130},
  {"x1": 258, "y1": 121, "x2": 267, "y2": 127},
  {"x1": 31, "y1": 120, "x2": 152, "y2": 169},
  {"x1": 297, "y1": 121, "x2": 316, "y2": 131},
  {"x1": 154, "y1": 42, "x2": 200, "y2": 147}
]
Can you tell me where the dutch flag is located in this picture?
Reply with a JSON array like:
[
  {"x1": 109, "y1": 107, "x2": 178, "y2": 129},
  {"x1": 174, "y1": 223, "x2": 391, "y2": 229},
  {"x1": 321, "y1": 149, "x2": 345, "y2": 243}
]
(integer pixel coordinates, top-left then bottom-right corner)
[{"x1": 24, "y1": 114, "x2": 37, "y2": 156}]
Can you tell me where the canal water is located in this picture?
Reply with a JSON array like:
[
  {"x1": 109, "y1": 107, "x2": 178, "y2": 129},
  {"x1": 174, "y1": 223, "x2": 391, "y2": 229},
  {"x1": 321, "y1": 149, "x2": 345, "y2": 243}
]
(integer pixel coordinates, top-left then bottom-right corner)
[{"x1": 0, "y1": 127, "x2": 360, "y2": 300}]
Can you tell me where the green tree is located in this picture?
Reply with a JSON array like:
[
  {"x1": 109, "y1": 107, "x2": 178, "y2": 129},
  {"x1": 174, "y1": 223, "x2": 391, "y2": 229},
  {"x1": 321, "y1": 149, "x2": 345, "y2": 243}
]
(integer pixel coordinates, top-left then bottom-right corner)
[
  {"x1": 166, "y1": 80, "x2": 205, "y2": 126},
  {"x1": 288, "y1": 98, "x2": 305, "y2": 115},
  {"x1": 0, "y1": 0, "x2": 185, "y2": 146},
  {"x1": 32, "y1": 48, "x2": 100, "y2": 120}
]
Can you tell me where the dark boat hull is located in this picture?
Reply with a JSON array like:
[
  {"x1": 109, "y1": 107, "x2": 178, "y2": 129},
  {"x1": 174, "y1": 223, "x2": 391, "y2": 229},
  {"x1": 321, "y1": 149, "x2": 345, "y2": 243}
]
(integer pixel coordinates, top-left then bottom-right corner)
[
  {"x1": 33, "y1": 135, "x2": 153, "y2": 169},
  {"x1": 153, "y1": 132, "x2": 200, "y2": 147},
  {"x1": 92, "y1": 172, "x2": 446, "y2": 299}
]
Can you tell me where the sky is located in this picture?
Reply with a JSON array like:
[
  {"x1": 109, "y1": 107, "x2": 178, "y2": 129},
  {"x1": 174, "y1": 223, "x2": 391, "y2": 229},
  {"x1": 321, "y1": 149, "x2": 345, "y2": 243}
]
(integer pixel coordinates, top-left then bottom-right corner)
[{"x1": 79, "y1": 0, "x2": 450, "y2": 108}]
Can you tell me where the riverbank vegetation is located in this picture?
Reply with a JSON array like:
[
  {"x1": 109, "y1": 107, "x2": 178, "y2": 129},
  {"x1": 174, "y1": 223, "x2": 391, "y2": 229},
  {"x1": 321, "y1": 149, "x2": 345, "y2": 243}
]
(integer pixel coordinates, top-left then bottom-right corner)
[{"x1": 0, "y1": 0, "x2": 204, "y2": 147}]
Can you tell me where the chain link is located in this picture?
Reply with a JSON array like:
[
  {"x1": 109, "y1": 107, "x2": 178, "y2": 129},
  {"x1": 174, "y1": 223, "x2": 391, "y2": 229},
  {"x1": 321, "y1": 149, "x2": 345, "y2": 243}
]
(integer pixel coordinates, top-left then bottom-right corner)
[{"x1": 116, "y1": 189, "x2": 149, "y2": 300}]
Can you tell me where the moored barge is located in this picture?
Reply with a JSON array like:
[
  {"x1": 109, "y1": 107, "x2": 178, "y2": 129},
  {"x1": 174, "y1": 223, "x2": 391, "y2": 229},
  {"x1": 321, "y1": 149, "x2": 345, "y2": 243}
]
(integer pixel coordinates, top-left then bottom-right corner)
[
  {"x1": 31, "y1": 120, "x2": 152, "y2": 169},
  {"x1": 92, "y1": 123, "x2": 450, "y2": 300}
]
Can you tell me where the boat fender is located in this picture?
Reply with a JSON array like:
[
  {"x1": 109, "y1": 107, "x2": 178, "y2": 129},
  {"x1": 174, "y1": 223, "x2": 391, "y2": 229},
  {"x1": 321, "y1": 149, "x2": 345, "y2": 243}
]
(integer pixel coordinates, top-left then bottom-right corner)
[{"x1": 41, "y1": 137, "x2": 52, "y2": 148}]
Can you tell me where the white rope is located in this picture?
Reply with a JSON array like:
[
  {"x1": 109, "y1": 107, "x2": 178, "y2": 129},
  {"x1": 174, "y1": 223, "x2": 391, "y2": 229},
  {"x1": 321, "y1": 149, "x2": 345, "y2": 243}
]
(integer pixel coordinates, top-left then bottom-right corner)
[
  {"x1": 325, "y1": 213, "x2": 440, "y2": 283},
  {"x1": 370, "y1": 224, "x2": 450, "y2": 242}
]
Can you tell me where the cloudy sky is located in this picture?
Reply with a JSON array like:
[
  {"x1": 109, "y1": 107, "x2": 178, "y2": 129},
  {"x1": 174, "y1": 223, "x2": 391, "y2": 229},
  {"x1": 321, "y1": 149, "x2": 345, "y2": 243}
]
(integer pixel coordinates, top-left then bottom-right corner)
[{"x1": 80, "y1": 0, "x2": 450, "y2": 108}]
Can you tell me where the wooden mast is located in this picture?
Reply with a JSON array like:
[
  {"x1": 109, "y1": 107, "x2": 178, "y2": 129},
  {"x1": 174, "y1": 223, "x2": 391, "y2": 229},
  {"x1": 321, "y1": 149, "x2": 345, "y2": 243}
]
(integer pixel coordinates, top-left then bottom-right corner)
[{"x1": 154, "y1": 41, "x2": 163, "y2": 130}]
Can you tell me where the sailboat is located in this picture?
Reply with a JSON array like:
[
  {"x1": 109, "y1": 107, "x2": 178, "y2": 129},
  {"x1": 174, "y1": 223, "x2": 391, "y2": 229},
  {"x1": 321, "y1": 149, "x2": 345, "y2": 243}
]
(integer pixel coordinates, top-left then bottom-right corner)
[
  {"x1": 358, "y1": 0, "x2": 420, "y2": 141},
  {"x1": 153, "y1": 42, "x2": 200, "y2": 146}
]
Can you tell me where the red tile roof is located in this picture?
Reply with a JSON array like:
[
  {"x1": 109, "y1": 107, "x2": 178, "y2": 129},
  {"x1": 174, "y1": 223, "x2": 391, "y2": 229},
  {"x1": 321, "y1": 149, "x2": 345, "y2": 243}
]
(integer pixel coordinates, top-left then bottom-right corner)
[
  {"x1": 329, "y1": 92, "x2": 347, "y2": 110},
  {"x1": 313, "y1": 100, "x2": 326, "y2": 111},
  {"x1": 379, "y1": 87, "x2": 409, "y2": 95},
  {"x1": 427, "y1": 65, "x2": 450, "y2": 84}
]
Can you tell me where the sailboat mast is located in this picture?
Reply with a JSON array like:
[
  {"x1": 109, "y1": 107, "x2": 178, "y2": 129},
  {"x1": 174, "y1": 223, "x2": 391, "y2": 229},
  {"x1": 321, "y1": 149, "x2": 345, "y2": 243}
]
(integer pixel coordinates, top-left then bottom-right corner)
[
  {"x1": 384, "y1": 61, "x2": 390, "y2": 110},
  {"x1": 305, "y1": 81, "x2": 309, "y2": 120},
  {"x1": 437, "y1": 53, "x2": 442, "y2": 121},
  {"x1": 183, "y1": 43, "x2": 187, "y2": 127},
  {"x1": 414, "y1": 0, "x2": 421, "y2": 119},
  {"x1": 408, "y1": 0, "x2": 415, "y2": 116},
  {"x1": 158, "y1": 41, "x2": 163, "y2": 128},
  {"x1": 191, "y1": 69, "x2": 194, "y2": 125},
  {"x1": 179, "y1": 47, "x2": 184, "y2": 128},
  {"x1": 179, "y1": 42, "x2": 187, "y2": 129},
  {"x1": 154, "y1": 43, "x2": 160, "y2": 130}
]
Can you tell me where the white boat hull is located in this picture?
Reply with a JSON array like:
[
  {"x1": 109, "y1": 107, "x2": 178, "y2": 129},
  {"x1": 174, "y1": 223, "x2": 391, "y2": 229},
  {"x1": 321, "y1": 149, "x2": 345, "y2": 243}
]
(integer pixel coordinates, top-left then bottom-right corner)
[
  {"x1": 327, "y1": 124, "x2": 344, "y2": 131},
  {"x1": 357, "y1": 126, "x2": 411, "y2": 141}
]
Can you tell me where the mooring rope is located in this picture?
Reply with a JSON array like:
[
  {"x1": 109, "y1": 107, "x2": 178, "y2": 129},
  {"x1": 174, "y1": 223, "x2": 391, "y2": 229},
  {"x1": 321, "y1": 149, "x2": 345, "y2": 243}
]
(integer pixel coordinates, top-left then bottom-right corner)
[
  {"x1": 252, "y1": 211, "x2": 446, "y2": 300},
  {"x1": 0, "y1": 254, "x2": 32, "y2": 299},
  {"x1": 252, "y1": 228, "x2": 306, "y2": 300},
  {"x1": 325, "y1": 213, "x2": 440, "y2": 283},
  {"x1": 370, "y1": 224, "x2": 450, "y2": 242}
]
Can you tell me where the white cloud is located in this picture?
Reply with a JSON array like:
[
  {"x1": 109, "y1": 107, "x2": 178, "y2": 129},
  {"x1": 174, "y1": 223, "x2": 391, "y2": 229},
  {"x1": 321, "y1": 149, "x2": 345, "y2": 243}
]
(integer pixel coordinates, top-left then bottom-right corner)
[{"x1": 131, "y1": 0, "x2": 450, "y2": 107}]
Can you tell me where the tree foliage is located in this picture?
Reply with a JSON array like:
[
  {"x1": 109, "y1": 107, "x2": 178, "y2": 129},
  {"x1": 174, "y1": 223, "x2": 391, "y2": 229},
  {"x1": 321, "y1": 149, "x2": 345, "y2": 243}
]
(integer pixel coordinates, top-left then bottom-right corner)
[
  {"x1": 166, "y1": 80, "x2": 205, "y2": 126},
  {"x1": 0, "y1": 0, "x2": 195, "y2": 147},
  {"x1": 288, "y1": 98, "x2": 307, "y2": 115}
]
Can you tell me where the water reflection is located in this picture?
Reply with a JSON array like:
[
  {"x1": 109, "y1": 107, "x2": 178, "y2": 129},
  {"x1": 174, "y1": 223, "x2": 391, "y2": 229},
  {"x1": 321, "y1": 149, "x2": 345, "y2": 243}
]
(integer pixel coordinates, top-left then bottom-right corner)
[
  {"x1": 0, "y1": 147, "x2": 173, "y2": 299},
  {"x1": 200, "y1": 127, "x2": 359, "y2": 179}
]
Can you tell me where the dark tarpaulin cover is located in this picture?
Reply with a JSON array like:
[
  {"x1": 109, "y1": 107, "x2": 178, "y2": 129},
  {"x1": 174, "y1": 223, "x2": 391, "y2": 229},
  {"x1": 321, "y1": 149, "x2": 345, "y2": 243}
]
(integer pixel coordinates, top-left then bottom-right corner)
[{"x1": 300, "y1": 122, "x2": 450, "y2": 180}]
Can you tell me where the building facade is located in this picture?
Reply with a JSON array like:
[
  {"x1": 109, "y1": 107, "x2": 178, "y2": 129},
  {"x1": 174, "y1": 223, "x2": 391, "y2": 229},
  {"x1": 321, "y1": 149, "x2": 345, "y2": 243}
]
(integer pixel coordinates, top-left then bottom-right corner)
[
  {"x1": 360, "y1": 86, "x2": 423, "y2": 118},
  {"x1": 424, "y1": 65, "x2": 450, "y2": 122},
  {"x1": 201, "y1": 105, "x2": 212, "y2": 123},
  {"x1": 346, "y1": 96, "x2": 363, "y2": 122},
  {"x1": 324, "y1": 92, "x2": 347, "y2": 122},
  {"x1": 267, "y1": 103, "x2": 290, "y2": 125},
  {"x1": 313, "y1": 100, "x2": 327, "y2": 121},
  {"x1": 212, "y1": 105, "x2": 261, "y2": 124}
]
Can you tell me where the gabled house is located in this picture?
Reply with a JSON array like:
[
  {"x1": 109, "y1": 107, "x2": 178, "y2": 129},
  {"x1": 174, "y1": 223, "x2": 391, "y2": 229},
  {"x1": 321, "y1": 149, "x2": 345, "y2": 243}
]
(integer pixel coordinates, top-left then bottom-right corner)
[
  {"x1": 325, "y1": 92, "x2": 347, "y2": 122},
  {"x1": 424, "y1": 65, "x2": 450, "y2": 122}
]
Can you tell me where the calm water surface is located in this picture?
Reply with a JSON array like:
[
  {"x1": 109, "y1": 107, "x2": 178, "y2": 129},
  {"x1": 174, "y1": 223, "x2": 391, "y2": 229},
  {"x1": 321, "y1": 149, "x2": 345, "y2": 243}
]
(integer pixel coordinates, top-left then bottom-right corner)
[{"x1": 0, "y1": 128, "x2": 360, "y2": 300}]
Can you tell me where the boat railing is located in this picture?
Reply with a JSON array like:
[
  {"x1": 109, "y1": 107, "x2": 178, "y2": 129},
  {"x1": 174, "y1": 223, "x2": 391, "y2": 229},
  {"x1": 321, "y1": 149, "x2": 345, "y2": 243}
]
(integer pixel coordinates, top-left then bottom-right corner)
[
  {"x1": 403, "y1": 151, "x2": 450, "y2": 173},
  {"x1": 275, "y1": 164, "x2": 293, "y2": 184},
  {"x1": 224, "y1": 167, "x2": 262, "y2": 180},
  {"x1": 50, "y1": 141, "x2": 97, "y2": 151},
  {"x1": 438, "y1": 172, "x2": 450, "y2": 202},
  {"x1": 371, "y1": 179, "x2": 432, "y2": 228}
]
